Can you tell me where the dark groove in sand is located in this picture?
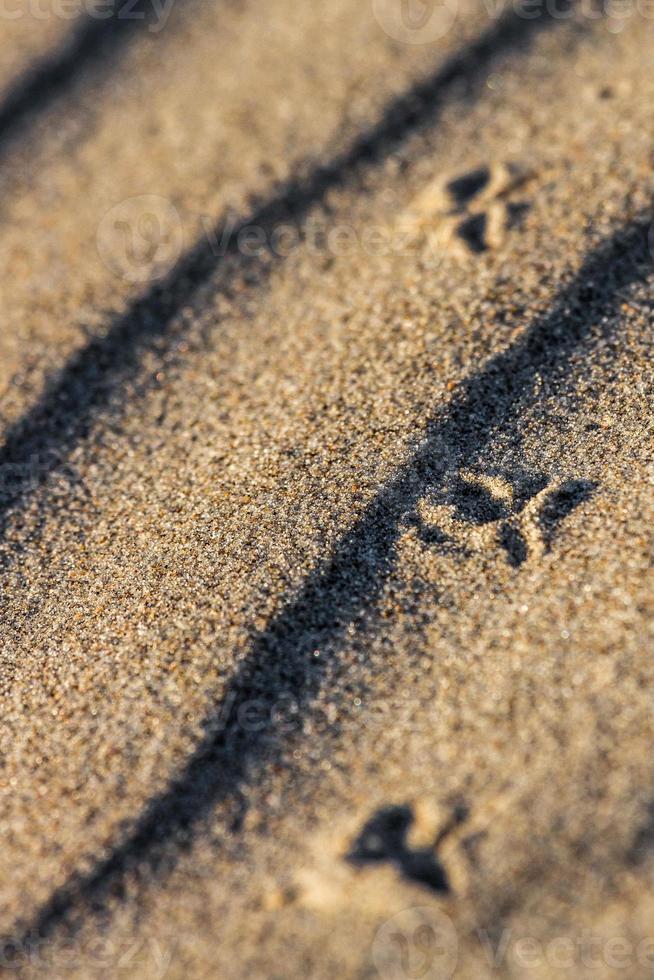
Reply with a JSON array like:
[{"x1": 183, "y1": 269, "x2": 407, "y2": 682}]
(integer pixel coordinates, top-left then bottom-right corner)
[
  {"x1": 3, "y1": 212, "x2": 650, "y2": 961},
  {"x1": 0, "y1": 1, "x2": 590, "y2": 959},
  {"x1": 0, "y1": 0, "x2": 168, "y2": 156},
  {"x1": 0, "y1": 2, "x2": 570, "y2": 544}
]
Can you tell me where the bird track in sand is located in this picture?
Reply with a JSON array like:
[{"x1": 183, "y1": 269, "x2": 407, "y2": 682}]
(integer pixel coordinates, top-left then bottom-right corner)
[{"x1": 405, "y1": 469, "x2": 597, "y2": 568}]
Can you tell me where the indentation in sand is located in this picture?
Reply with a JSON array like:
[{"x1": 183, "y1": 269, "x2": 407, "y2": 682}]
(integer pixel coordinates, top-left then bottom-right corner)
[
  {"x1": 402, "y1": 160, "x2": 535, "y2": 256},
  {"x1": 268, "y1": 800, "x2": 469, "y2": 914},
  {"x1": 408, "y1": 469, "x2": 597, "y2": 568}
]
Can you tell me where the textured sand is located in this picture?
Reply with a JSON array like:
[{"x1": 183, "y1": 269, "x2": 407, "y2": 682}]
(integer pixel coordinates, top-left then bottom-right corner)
[{"x1": 0, "y1": 3, "x2": 653, "y2": 978}]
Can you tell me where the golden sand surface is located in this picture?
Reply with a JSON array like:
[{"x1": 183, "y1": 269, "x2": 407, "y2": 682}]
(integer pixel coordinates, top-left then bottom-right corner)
[{"x1": 0, "y1": 3, "x2": 652, "y2": 977}]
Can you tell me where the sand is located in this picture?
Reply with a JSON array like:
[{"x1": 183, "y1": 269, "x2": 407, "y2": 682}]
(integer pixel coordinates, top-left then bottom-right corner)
[{"x1": 0, "y1": 2, "x2": 652, "y2": 978}]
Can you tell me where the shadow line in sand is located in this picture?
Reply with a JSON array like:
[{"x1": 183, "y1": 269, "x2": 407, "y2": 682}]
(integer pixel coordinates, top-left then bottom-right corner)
[
  {"x1": 0, "y1": 2, "x2": 572, "y2": 544},
  {"x1": 0, "y1": 0, "x2": 172, "y2": 156},
  {"x1": 3, "y1": 211, "x2": 651, "y2": 957},
  {"x1": 0, "y1": 0, "x2": 601, "y2": 956}
]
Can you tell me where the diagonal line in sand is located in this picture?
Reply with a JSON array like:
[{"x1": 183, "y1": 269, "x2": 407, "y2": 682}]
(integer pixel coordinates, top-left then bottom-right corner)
[
  {"x1": 0, "y1": 0, "x2": 174, "y2": 157},
  {"x1": 0, "y1": 2, "x2": 573, "y2": 550},
  {"x1": 2, "y1": 209, "x2": 651, "y2": 963}
]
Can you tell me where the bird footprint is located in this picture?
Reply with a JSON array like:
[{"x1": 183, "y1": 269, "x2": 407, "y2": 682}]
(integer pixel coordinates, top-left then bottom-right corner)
[
  {"x1": 405, "y1": 160, "x2": 533, "y2": 255},
  {"x1": 410, "y1": 469, "x2": 596, "y2": 568}
]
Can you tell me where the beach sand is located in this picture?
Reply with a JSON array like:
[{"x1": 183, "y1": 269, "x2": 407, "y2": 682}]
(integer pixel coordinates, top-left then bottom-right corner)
[{"x1": 0, "y1": 3, "x2": 652, "y2": 977}]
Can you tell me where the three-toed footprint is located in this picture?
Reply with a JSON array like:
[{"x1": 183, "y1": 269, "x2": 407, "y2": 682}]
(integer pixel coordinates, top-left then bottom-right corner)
[
  {"x1": 408, "y1": 469, "x2": 596, "y2": 567},
  {"x1": 403, "y1": 160, "x2": 534, "y2": 256}
]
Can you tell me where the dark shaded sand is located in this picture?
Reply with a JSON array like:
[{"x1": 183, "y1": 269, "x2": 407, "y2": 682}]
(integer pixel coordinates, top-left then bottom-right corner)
[{"x1": 0, "y1": 3, "x2": 652, "y2": 977}]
